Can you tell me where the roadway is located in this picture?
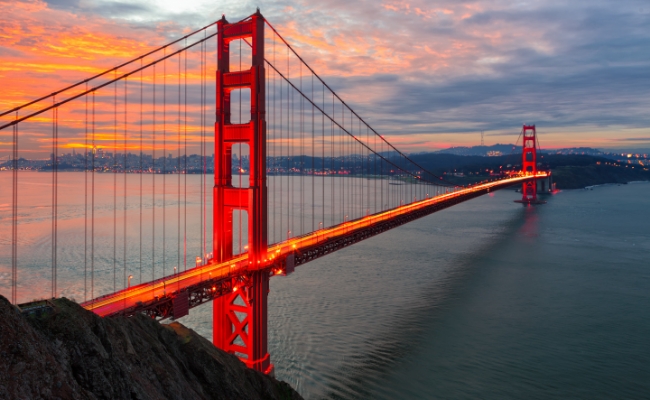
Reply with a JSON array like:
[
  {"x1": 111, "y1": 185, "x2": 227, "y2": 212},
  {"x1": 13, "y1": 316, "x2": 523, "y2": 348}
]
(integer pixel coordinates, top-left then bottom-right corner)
[{"x1": 81, "y1": 173, "x2": 548, "y2": 318}]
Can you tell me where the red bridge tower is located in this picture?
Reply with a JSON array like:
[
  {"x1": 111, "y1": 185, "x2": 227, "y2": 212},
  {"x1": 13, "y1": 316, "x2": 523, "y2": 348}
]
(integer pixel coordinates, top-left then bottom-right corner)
[
  {"x1": 516, "y1": 124, "x2": 546, "y2": 204},
  {"x1": 213, "y1": 11, "x2": 272, "y2": 374}
]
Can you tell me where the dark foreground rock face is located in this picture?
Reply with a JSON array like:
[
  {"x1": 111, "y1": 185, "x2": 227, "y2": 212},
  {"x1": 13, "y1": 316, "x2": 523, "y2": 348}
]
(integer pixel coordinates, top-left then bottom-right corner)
[{"x1": 0, "y1": 295, "x2": 302, "y2": 400}]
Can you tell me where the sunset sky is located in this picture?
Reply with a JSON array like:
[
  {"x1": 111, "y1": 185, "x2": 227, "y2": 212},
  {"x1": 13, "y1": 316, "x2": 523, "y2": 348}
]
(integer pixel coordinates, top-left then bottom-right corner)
[{"x1": 1, "y1": 0, "x2": 649, "y2": 156}]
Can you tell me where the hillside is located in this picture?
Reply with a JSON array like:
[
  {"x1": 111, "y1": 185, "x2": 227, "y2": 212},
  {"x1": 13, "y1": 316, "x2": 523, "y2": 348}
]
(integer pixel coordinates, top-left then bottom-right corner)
[
  {"x1": 0, "y1": 296, "x2": 302, "y2": 400},
  {"x1": 550, "y1": 164, "x2": 649, "y2": 189}
]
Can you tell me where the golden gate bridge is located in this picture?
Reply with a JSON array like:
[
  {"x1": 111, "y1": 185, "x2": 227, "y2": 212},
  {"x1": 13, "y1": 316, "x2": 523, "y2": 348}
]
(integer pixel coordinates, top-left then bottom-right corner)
[{"x1": 0, "y1": 10, "x2": 547, "y2": 375}]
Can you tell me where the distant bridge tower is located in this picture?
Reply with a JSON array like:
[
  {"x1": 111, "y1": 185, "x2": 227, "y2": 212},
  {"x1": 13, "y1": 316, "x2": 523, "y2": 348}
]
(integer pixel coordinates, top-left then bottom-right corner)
[
  {"x1": 517, "y1": 124, "x2": 544, "y2": 204},
  {"x1": 212, "y1": 11, "x2": 272, "y2": 374}
]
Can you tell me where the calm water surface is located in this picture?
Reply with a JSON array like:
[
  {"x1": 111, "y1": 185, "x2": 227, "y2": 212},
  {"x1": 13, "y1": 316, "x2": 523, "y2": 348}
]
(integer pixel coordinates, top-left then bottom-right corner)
[{"x1": 2, "y1": 173, "x2": 649, "y2": 399}]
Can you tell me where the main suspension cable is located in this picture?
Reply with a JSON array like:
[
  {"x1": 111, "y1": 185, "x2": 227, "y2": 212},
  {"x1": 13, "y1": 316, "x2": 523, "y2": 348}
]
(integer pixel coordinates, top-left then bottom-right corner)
[
  {"x1": 263, "y1": 19, "x2": 454, "y2": 186},
  {"x1": 0, "y1": 15, "x2": 254, "y2": 132},
  {"x1": 0, "y1": 21, "x2": 220, "y2": 118},
  {"x1": 262, "y1": 57, "x2": 450, "y2": 187}
]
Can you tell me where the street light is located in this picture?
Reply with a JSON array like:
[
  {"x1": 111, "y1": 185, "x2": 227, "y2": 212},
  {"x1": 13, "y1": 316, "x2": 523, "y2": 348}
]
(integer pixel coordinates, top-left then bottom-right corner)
[{"x1": 128, "y1": 275, "x2": 133, "y2": 288}]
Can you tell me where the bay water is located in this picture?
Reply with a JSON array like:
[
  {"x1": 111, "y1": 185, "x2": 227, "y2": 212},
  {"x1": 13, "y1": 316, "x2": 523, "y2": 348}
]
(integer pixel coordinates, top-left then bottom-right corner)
[{"x1": 1, "y1": 172, "x2": 649, "y2": 398}]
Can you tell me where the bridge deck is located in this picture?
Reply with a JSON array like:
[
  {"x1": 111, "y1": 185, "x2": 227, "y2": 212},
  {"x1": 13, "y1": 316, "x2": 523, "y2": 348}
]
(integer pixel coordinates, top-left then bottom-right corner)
[{"x1": 81, "y1": 174, "x2": 547, "y2": 318}]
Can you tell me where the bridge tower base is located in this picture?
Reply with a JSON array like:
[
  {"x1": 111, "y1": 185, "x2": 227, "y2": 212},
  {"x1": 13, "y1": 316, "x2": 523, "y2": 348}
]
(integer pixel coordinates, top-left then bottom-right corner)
[
  {"x1": 213, "y1": 11, "x2": 272, "y2": 374},
  {"x1": 213, "y1": 271, "x2": 272, "y2": 374}
]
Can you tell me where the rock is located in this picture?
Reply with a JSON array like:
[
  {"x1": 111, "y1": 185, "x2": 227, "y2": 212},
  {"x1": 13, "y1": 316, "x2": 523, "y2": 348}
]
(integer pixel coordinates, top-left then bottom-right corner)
[{"x1": 0, "y1": 295, "x2": 302, "y2": 400}]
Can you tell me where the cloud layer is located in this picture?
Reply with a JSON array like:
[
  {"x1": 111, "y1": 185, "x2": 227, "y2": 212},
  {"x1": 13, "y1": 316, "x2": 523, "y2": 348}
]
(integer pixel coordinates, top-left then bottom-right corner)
[{"x1": 2, "y1": 0, "x2": 649, "y2": 154}]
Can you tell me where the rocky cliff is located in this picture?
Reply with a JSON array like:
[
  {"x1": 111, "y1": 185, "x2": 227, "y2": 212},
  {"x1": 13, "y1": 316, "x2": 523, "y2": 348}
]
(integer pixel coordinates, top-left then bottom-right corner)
[{"x1": 0, "y1": 295, "x2": 302, "y2": 400}]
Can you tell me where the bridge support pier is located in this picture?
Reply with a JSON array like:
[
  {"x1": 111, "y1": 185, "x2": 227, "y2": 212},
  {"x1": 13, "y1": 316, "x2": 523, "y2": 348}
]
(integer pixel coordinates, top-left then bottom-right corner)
[
  {"x1": 213, "y1": 11, "x2": 272, "y2": 374},
  {"x1": 213, "y1": 271, "x2": 272, "y2": 374}
]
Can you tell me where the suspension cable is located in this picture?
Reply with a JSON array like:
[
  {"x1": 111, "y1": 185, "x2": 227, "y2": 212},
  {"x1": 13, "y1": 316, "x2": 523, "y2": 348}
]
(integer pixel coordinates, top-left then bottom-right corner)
[
  {"x1": 0, "y1": 15, "x2": 254, "y2": 132},
  {"x1": 0, "y1": 21, "x2": 220, "y2": 118},
  {"x1": 262, "y1": 57, "x2": 451, "y2": 186},
  {"x1": 263, "y1": 19, "x2": 454, "y2": 186}
]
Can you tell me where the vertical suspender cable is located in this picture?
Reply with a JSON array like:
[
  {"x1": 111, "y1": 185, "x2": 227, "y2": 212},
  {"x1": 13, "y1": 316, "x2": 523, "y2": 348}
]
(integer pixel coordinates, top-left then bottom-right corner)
[
  {"x1": 286, "y1": 45, "x2": 290, "y2": 240},
  {"x1": 199, "y1": 41, "x2": 204, "y2": 263},
  {"x1": 330, "y1": 92, "x2": 334, "y2": 227},
  {"x1": 341, "y1": 103, "x2": 344, "y2": 223},
  {"x1": 270, "y1": 43, "x2": 275, "y2": 244},
  {"x1": 288, "y1": 46, "x2": 292, "y2": 239},
  {"x1": 113, "y1": 73, "x2": 118, "y2": 292},
  {"x1": 123, "y1": 78, "x2": 128, "y2": 289},
  {"x1": 350, "y1": 115, "x2": 353, "y2": 219},
  {"x1": 11, "y1": 114, "x2": 18, "y2": 304},
  {"x1": 311, "y1": 73, "x2": 315, "y2": 232},
  {"x1": 177, "y1": 51, "x2": 181, "y2": 274},
  {"x1": 91, "y1": 92, "x2": 96, "y2": 304},
  {"x1": 279, "y1": 44, "x2": 282, "y2": 238},
  {"x1": 201, "y1": 32, "x2": 208, "y2": 257},
  {"x1": 163, "y1": 50, "x2": 167, "y2": 277},
  {"x1": 51, "y1": 98, "x2": 58, "y2": 298},
  {"x1": 381, "y1": 137, "x2": 383, "y2": 210},
  {"x1": 300, "y1": 62, "x2": 304, "y2": 236},
  {"x1": 183, "y1": 42, "x2": 188, "y2": 271},
  {"x1": 277, "y1": 33, "x2": 282, "y2": 243},
  {"x1": 270, "y1": 38, "x2": 275, "y2": 244},
  {"x1": 152, "y1": 64, "x2": 157, "y2": 283},
  {"x1": 273, "y1": 36, "x2": 280, "y2": 242},
  {"x1": 84, "y1": 84, "x2": 88, "y2": 301},
  {"x1": 367, "y1": 126, "x2": 370, "y2": 215},
  {"x1": 55, "y1": 105, "x2": 58, "y2": 297},
  {"x1": 373, "y1": 127, "x2": 376, "y2": 213},
  {"x1": 360, "y1": 120, "x2": 364, "y2": 216},
  {"x1": 139, "y1": 59, "x2": 143, "y2": 283},
  {"x1": 321, "y1": 81, "x2": 325, "y2": 229},
  {"x1": 351, "y1": 112, "x2": 354, "y2": 217}
]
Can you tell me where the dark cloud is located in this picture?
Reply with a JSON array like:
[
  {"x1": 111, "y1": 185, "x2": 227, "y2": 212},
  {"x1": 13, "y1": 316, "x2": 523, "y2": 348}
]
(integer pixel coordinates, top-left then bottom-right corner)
[
  {"x1": 318, "y1": 1, "x2": 650, "y2": 139},
  {"x1": 610, "y1": 137, "x2": 650, "y2": 142},
  {"x1": 45, "y1": 0, "x2": 151, "y2": 18}
]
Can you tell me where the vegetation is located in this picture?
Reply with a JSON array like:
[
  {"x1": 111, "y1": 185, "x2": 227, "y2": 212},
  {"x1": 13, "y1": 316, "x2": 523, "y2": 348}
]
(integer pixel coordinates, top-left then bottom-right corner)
[{"x1": 551, "y1": 164, "x2": 650, "y2": 189}]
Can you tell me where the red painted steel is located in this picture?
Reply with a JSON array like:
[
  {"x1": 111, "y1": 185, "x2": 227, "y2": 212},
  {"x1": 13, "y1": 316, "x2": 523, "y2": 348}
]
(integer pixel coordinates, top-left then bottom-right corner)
[
  {"x1": 521, "y1": 124, "x2": 538, "y2": 203},
  {"x1": 213, "y1": 10, "x2": 271, "y2": 374}
]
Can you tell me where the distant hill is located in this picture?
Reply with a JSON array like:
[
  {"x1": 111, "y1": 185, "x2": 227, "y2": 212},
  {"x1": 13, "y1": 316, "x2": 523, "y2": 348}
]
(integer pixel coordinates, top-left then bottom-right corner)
[
  {"x1": 542, "y1": 147, "x2": 605, "y2": 156},
  {"x1": 433, "y1": 144, "x2": 519, "y2": 157},
  {"x1": 0, "y1": 296, "x2": 303, "y2": 400},
  {"x1": 407, "y1": 152, "x2": 649, "y2": 189},
  {"x1": 433, "y1": 145, "x2": 605, "y2": 157}
]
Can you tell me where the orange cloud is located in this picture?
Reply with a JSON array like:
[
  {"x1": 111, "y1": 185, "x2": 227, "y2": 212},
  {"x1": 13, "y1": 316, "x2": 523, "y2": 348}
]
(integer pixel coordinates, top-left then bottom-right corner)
[{"x1": 1, "y1": 0, "x2": 642, "y2": 157}]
